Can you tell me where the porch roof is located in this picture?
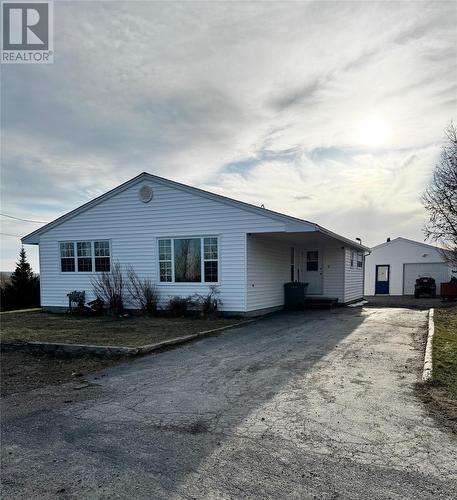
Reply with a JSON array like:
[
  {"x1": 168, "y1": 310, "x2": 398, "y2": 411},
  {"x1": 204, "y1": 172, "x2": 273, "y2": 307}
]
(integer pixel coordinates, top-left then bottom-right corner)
[{"x1": 250, "y1": 228, "x2": 369, "y2": 251}]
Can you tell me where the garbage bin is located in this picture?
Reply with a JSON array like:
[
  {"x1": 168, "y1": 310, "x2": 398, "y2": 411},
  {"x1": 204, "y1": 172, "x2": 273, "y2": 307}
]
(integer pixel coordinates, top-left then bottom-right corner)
[{"x1": 284, "y1": 282, "x2": 308, "y2": 310}]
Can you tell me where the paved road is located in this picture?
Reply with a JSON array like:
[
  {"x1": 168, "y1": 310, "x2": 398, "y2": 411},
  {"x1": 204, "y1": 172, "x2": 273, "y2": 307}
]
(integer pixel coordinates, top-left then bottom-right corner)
[{"x1": 2, "y1": 308, "x2": 456, "y2": 499}]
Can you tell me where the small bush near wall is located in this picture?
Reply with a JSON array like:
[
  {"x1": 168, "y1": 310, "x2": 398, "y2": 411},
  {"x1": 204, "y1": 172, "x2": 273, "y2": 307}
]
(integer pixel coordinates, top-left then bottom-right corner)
[
  {"x1": 167, "y1": 296, "x2": 192, "y2": 317},
  {"x1": 191, "y1": 286, "x2": 222, "y2": 319},
  {"x1": 126, "y1": 266, "x2": 159, "y2": 315},
  {"x1": 165, "y1": 287, "x2": 222, "y2": 319},
  {"x1": 91, "y1": 262, "x2": 125, "y2": 315}
]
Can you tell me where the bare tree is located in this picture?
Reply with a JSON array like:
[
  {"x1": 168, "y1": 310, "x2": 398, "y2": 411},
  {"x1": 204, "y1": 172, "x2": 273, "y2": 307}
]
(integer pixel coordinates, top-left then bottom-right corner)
[
  {"x1": 91, "y1": 261, "x2": 125, "y2": 315},
  {"x1": 422, "y1": 123, "x2": 457, "y2": 265},
  {"x1": 126, "y1": 266, "x2": 159, "y2": 314}
]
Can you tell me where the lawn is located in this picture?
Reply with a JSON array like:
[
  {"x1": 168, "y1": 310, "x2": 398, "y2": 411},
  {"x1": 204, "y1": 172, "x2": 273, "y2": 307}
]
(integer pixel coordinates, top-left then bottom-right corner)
[
  {"x1": 0, "y1": 310, "x2": 241, "y2": 347},
  {"x1": 1, "y1": 351, "x2": 124, "y2": 396},
  {"x1": 433, "y1": 306, "x2": 457, "y2": 398}
]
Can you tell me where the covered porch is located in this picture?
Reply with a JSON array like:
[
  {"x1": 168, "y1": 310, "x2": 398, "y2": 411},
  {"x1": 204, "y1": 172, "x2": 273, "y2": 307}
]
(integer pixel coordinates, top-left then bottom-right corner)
[{"x1": 246, "y1": 230, "x2": 365, "y2": 314}]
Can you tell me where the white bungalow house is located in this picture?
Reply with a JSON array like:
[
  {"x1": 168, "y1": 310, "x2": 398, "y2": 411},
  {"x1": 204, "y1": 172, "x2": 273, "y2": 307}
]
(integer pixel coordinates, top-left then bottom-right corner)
[
  {"x1": 22, "y1": 173, "x2": 367, "y2": 315},
  {"x1": 364, "y1": 237, "x2": 456, "y2": 296}
]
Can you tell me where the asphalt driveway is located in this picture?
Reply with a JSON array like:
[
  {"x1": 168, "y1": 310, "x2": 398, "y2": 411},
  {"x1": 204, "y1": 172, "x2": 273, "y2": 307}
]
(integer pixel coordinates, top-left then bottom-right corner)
[{"x1": 2, "y1": 307, "x2": 457, "y2": 499}]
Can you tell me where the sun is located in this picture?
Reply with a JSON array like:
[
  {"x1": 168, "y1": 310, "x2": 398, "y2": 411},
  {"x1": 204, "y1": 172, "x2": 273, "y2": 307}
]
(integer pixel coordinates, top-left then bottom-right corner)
[{"x1": 356, "y1": 116, "x2": 391, "y2": 147}]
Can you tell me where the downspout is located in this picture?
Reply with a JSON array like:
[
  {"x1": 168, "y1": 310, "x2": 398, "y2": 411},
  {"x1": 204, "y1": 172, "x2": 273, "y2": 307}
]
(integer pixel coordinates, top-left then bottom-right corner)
[
  {"x1": 244, "y1": 233, "x2": 249, "y2": 314},
  {"x1": 362, "y1": 249, "x2": 372, "y2": 298},
  {"x1": 342, "y1": 246, "x2": 346, "y2": 303},
  {"x1": 355, "y1": 237, "x2": 371, "y2": 300}
]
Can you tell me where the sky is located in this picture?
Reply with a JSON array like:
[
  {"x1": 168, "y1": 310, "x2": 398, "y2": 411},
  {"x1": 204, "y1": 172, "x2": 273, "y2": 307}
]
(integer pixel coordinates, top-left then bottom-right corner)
[{"x1": 1, "y1": 0, "x2": 456, "y2": 271}]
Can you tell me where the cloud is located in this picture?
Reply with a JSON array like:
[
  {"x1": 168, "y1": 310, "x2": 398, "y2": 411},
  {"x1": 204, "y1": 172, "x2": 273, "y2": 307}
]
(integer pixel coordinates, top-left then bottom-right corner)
[{"x1": 1, "y1": 0, "x2": 456, "y2": 270}]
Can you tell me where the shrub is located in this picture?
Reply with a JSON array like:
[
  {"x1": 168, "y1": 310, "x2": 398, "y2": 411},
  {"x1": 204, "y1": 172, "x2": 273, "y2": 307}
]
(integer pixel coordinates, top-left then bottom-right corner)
[
  {"x1": 167, "y1": 296, "x2": 191, "y2": 317},
  {"x1": 191, "y1": 285, "x2": 222, "y2": 318},
  {"x1": 126, "y1": 266, "x2": 159, "y2": 314},
  {"x1": 90, "y1": 262, "x2": 125, "y2": 315}
]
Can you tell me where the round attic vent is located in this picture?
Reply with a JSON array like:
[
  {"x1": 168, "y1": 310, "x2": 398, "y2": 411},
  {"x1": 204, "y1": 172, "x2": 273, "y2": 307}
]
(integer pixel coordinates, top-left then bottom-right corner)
[{"x1": 138, "y1": 185, "x2": 153, "y2": 203}]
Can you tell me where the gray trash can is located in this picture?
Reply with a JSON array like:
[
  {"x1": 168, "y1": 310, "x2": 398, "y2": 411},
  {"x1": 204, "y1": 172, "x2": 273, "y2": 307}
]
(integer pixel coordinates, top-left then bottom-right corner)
[{"x1": 284, "y1": 282, "x2": 308, "y2": 310}]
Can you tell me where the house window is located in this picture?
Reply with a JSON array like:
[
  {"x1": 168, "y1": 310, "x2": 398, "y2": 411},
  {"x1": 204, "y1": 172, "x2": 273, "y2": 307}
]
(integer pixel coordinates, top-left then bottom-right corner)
[
  {"x1": 357, "y1": 252, "x2": 363, "y2": 269},
  {"x1": 158, "y1": 237, "x2": 219, "y2": 283},
  {"x1": 95, "y1": 241, "x2": 111, "y2": 272},
  {"x1": 204, "y1": 237, "x2": 218, "y2": 282},
  {"x1": 77, "y1": 241, "x2": 92, "y2": 272},
  {"x1": 174, "y1": 238, "x2": 201, "y2": 282},
  {"x1": 59, "y1": 241, "x2": 110, "y2": 273},
  {"x1": 60, "y1": 242, "x2": 75, "y2": 272},
  {"x1": 350, "y1": 250, "x2": 355, "y2": 268},
  {"x1": 307, "y1": 251, "x2": 319, "y2": 271},
  {"x1": 290, "y1": 247, "x2": 295, "y2": 281},
  {"x1": 158, "y1": 239, "x2": 172, "y2": 282}
]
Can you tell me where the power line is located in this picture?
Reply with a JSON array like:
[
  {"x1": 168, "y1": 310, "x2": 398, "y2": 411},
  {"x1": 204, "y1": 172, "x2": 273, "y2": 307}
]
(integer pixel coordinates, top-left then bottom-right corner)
[
  {"x1": 0, "y1": 232, "x2": 21, "y2": 239},
  {"x1": 0, "y1": 213, "x2": 48, "y2": 224}
]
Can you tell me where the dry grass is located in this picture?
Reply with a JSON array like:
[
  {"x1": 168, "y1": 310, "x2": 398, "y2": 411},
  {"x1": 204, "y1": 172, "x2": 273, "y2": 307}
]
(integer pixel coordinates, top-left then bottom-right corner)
[
  {"x1": 1, "y1": 350, "x2": 124, "y2": 396},
  {"x1": 0, "y1": 310, "x2": 240, "y2": 347},
  {"x1": 418, "y1": 306, "x2": 457, "y2": 434},
  {"x1": 433, "y1": 306, "x2": 457, "y2": 398}
]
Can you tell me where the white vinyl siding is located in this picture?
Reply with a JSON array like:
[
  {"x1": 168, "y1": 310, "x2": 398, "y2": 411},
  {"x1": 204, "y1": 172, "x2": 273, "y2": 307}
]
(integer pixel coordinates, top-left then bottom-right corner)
[
  {"x1": 343, "y1": 247, "x2": 364, "y2": 302},
  {"x1": 37, "y1": 180, "x2": 285, "y2": 312},
  {"x1": 246, "y1": 235, "x2": 291, "y2": 312},
  {"x1": 322, "y1": 245, "x2": 345, "y2": 301}
]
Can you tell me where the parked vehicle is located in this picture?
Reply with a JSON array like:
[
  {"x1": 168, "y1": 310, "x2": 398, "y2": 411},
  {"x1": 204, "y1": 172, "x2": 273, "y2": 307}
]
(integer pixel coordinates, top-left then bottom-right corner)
[{"x1": 414, "y1": 276, "x2": 436, "y2": 298}]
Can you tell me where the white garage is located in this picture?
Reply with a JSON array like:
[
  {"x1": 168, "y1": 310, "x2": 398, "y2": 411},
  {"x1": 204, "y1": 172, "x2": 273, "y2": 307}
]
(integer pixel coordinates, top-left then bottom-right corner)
[
  {"x1": 364, "y1": 237, "x2": 455, "y2": 296},
  {"x1": 403, "y1": 263, "x2": 451, "y2": 295}
]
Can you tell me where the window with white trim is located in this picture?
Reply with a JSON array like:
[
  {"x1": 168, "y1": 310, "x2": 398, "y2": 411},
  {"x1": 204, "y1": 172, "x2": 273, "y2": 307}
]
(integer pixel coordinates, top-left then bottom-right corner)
[
  {"x1": 174, "y1": 238, "x2": 201, "y2": 282},
  {"x1": 95, "y1": 241, "x2": 110, "y2": 271},
  {"x1": 350, "y1": 250, "x2": 355, "y2": 268},
  {"x1": 77, "y1": 241, "x2": 92, "y2": 272},
  {"x1": 158, "y1": 239, "x2": 172, "y2": 282},
  {"x1": 356, "y1": 252, "x2": 363, "y2": 269},
  {"x1": 203, "y1": 237, "x2": 218, "y2": 283},
  {"x1": 306, "y1": 251, "x2": 319, "y2": 271},
  {"x1": 60, "y1": 241, "x2": 110, "y2": 273},
  {"x1": 60, "y1": 242, "x2": 75, "y2": 272},
  {"x1": 158, "y1": 237, "x2": 219, "y2": 283}
]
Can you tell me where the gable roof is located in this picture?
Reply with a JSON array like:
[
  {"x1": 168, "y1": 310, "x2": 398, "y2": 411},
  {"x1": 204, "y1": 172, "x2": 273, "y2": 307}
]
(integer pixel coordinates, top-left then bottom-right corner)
[
  {"x1": 22, "y1": 172, "x2": 368, "y2": 249},
  {"x1": 371, "y1": 237, "x2": 445, "y2": 252}
]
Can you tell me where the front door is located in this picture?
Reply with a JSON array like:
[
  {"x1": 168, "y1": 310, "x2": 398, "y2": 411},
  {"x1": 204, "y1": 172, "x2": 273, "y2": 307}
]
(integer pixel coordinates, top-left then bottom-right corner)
[
  {"x1": 375, "y1": 265, "x2": 390, "y2": 294},
  {"x1": 303, "y1": 250, "x2": 323, "y2": 294}
]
